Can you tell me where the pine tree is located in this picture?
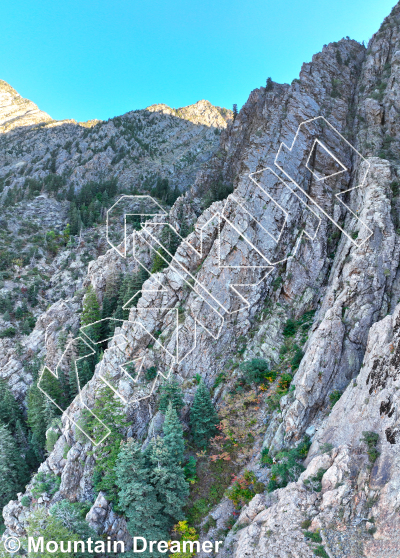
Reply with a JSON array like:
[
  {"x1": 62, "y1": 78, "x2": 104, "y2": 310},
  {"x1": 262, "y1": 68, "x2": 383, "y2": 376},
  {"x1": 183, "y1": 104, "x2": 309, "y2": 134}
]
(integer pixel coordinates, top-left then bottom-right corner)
[
  {"x1": 106, "y1": 271, "x2": 122, "y2": 313},
  {"x1": 151, "y1": 247, "x2": 167, "y2": 273},
  {"x1": 139, "y1": 265, "x2": 150, "y2": 285},
  {"x1": 21, "y1": 319, "x2": 31, "y2": 335},
  {"x1": 233, "y1": 103, "x2": 238, "y2": 120},
  {"x1": 163, "y1": 402, "x2": 185, "y2": 464},
  {"x1": 80, "y1": 360, "x2": 93, "y2": 387},
  {"x1": 81, "y1": 286, "x2": 101, "y2": 341},
  {"x1": 66, "y1": 184, "x2": 75, "y2": 201},
  {"x1": 0, "y1": 379, "x2": 23, "y2": 432},
  {"x1": 69, "y1": 203, "x2": 80, "y2": 235},
  {"x1": 148, "y1": 436, "x2": 189, "y2": 530},
  {"x1": 100, "y1": 294, "x2": 112, "y2": 339},
  {"x1": 26, "y1": 382, "x2": 47, "y2": 451},
  {"x1": 43, "y1": 398, "x2": 58, "y2": 430},
  {"x1": 130, "y1": 270, "x2": 145, "y2": 307},
  {"x1": 180, "y1": 219, "x2": 190, "y2": 239},
  {"x1": 122, "y1": 282, "x2": 134, "y2": 317},
  {"x1": 266, "y1": 77, "x2": 273, "y2": 91},
  {"x1": 14, "y1": 418, "x2": 38, "y2": 471},
  {"x1": 68, "y1": 362, "x2": 79, "y2": 398},
  {"x1": 58, "y1": 367, "x2": 70, "y2": 405},
  {"x1": 190, "y1": 379, "x2": 219, "y2": 448},
  {"x1": 38, "y1": 367, "x2": 64, "y2": 410},
  {"x1": 166, "y1": 226, "x2": 180, "y2": 259},
  {"x1": 117, "y1": 275, "x2": 131, "y2": 319},
  {"x1": 113, "y1": 304, "x2": 124, "y2": 323},
  {"x1": 151, "y1": 226, "x2": 181, "y2": 274},
  {"x1": 115, "y1": 440, "x2": 167, "y2": 557},
  {"x1": 0, "y1": 424, "x2": 28, "y2": 512},
  {"x1": 158, "y1": 379, "x2": 184, "y2": 414}
]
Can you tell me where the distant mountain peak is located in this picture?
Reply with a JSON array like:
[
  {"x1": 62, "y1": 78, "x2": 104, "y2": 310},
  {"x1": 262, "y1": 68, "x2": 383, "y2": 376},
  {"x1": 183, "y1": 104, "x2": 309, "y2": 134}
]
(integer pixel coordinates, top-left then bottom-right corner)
[
  {"x1": 146, "y1": 99, "x2": 232, "y2": 128},
  {"x1": 0, "y1": 79, "x2": 52, "y2": 133}
]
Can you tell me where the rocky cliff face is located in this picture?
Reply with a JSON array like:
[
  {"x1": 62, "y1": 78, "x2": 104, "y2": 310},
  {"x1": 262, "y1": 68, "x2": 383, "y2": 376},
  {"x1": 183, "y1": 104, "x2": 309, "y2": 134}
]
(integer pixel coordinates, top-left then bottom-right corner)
[
  {"x1": 2, "y1": 3, "x2": 400, "y2": 557},
  {"x1": 0, "y1": 93, "x2": 231, "y2": 402}
]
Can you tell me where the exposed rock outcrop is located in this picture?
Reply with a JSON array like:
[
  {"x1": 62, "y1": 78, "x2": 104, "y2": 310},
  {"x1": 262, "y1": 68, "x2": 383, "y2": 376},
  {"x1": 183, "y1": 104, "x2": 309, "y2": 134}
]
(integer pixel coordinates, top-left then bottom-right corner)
[
  {"x1": 0, "y1": 80, "x2": 52, "y2": 133},
  {"x1": 3, "y1": 3, "x2": 400, "y2": 557}
]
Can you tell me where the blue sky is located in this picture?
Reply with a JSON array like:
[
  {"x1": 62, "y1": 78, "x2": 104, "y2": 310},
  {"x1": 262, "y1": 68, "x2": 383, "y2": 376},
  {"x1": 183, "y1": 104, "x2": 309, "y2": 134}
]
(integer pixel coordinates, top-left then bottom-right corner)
[{"x1": 2, "y1": 0, "x2": 396, "y2": 122}]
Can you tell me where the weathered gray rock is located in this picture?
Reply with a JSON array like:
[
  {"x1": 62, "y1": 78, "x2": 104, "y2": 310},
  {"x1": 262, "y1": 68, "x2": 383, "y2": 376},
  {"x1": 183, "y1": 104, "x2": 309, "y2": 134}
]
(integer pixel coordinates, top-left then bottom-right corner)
[{"x1": 3, "y1": 4, "x2": 400, "y2": 557}]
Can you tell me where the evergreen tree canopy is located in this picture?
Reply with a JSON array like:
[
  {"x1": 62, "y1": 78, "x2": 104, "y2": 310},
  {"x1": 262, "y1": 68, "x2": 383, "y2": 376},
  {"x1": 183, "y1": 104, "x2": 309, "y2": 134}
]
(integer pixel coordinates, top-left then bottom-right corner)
[
  {"x1": 151, "y1": 247, "x2": 168, "y2": 274},
  {"x1": 115, "y1": 409, "x2": 189, "y2": 556},
  {"x1": 26, "y1": 508, "x2": 80, "y2": 558},
  {"x1": 150, "y1": 177, "x2": 180, "y2": 206},
  {"x1": 203, "y1": 175, "x2": 234, "y2": 209},
  {"x1": 80, "y1": 360, "x2": 93, "y2": 387},
  {"x1": 0, "y1": 379, "x2": 23, "y2": 432},
  {"x1": 158, "y1": 379, "x2": 184, "y2": 414},
  {"x1": 115, "y1": 440, "x2": 166, "y2": 558},
  {"x1": 68, "y1": 362, "x2": 79, "y2": 399},
  {"x1": 162, "y1": 402, "x2": 185, "y2": 465},
  {"x1": 0, "y1": 424, "x2": 29, "y2": 512},
  {"x1": 81, "y1": 286, "x2": 101, "y2": 341},
  {"x1": 239, "y1": 358, "x2": 271, "y2": 385},
  {"x1": 151, "y1": 225, "x2": 181, "y2": 273},
  {"x1": 27, "y1": 382, "x2": 48, "y2": 455},
  {"x1": 148, "y1": 436, "x2": 189, "y2": 531},
  {"x1": 190, "y1": 379, "x2": 219, "y2": 448}
]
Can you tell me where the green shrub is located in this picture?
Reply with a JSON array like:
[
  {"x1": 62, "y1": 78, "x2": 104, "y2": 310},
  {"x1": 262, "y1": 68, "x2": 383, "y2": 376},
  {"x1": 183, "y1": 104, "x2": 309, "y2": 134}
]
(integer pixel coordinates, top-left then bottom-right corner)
[
  {"x1": 301, "y1": 519, "x2": 312, "y2": 529},
  {"x1": 184, "y1": 456, "x2": 198, "y2": 484},
  {"x1": 0, "y1": 326, "x2": 16, "y2": 338},
  {"x1": 329, "y1": 390, "x2": 342, "y2": 408},
  {"x1": 361, "y1": 431, "x2": 380, "y2": 464},
  {"x1": 63, "y1": 444, "x2": 71, "y2": 459},
  {"x1": 277, "y1": 373, "x2": 293, "y2": 393},
  {"x1": 283, "y1": 311, "x2": 316, "y2": 339},
  {"x1": 304, "y1": 467, "x2": 327, "y2": 493},
  {"x1": 224, "y1": 515, "x2": 237, "y2": 532},
  {"x1": 260, "y1": 447, "x2": 274, "y2": 468},
  {"x1": 272, "y1": 276, "x2": 283, "y2": 291},
  {"x1": 188, "y1": 498, "x2": 210, "y2": 524},
  {"x1": 290, "y1": 346, "x2": 304, "y2": 370},
  {"x1": 213, "y1": 372, "x2": 227, "y2": 389},
  {"x1": 283, "y1": 319, "x2": 297, "y2": 337},
  {"x1": 203, "y1": 516, "x2": 217, "y2": 532},
  {"x1": 304, "y1": 530, "x2": 322, "y2": 543},
  {"x1": 31, "y1": 472, "x2": 61, "y2": 498},
  {"x1": 314, "y1": 546, "x2": 329, "y2": 558},
  {"x1": 227, "y1": 470, "x2": 265, "y2": 508},
  {"x1": 45, "y1": 430, "x2": 60, "y2": 453},
  {"x1": 20, "y1": 496, "x2": 31, "y2": 507},
  {"x1": 239, "y1": 359, "x2": 275, "y2": 386},
  {"x1": 144, "y1": 366, "x2": 157, "y2": 382},
  {"x1": 267, "y1": 437, "x2": 311, "y2": 492}
]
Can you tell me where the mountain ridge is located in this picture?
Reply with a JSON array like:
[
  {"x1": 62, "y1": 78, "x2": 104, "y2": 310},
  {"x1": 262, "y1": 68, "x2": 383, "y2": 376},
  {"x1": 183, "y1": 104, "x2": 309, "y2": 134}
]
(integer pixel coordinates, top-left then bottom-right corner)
[{"x1": 2, "y1": 2, "x2": 400, "y2": 557}]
